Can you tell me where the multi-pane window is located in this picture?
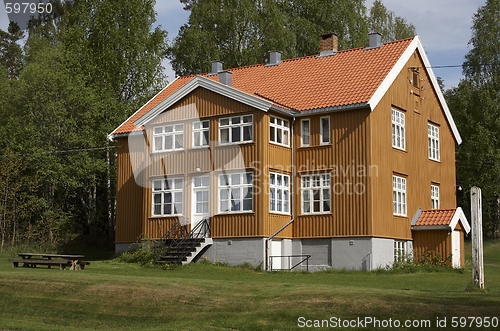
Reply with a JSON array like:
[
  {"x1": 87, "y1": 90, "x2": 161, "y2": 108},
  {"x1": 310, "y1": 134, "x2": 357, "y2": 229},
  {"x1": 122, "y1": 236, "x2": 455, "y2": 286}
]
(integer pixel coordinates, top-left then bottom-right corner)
[
  {"x1": 431, "y1": 184, "x2": 440, "y2": 209},
  {"x1": 320, "y1": 117, "x2": 330, "y2": 144},
  {"x1": 394, "y1": 241, "x2": 407, "y2": 262},
  {"x1": 392, "y1": 109, "x2": 405, "y2": 150},
  {"x1": 301, "y1": 119, "x2": 310, "y2": 146},
  {"x1": 301, "y1": 174, "x2": 331, "y2": 214},
  {"x1": 152, "y1": 178, "x2": 183, "y2": 216},
  {"x1": 393, "y1": 175, "x2": 407, "y2": 216},
  {"x1": 193, "y1": 120, "x2": 209, "y2": 148},
  {"x1": 219, "y1": 115, "x2": 253, "y2": 144},
  {"x1": 428, "y1": 123, "x2": 440, "y2": 161},
  {"x1": 270, "y1": 173, "x2": 290, "y2": 213},
  {"x1": 269, "y1": 116, "x2": 290, "y2": 147},
  {"x1": 219, "y1": 172, "x2": 253, "y2": 212},
  {"x1": 193, "y1": 176, "x2": 209, "y2": 214},
  {"x1": 153, "y1": 124, "x2": 184, "y2": 152}
]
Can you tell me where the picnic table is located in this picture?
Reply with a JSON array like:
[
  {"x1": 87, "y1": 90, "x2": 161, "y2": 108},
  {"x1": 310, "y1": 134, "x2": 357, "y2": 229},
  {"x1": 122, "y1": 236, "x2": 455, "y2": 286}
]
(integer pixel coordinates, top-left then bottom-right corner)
[{"x1": 8, "y1": 253, "x2": 90, "y2": 270}]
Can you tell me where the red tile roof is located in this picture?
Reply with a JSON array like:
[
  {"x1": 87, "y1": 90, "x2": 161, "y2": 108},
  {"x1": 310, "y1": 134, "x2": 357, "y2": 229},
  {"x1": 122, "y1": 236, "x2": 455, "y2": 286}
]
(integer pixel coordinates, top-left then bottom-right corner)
[
  {"x1": 414, "y1": 209, "x2": 457, "y2": 227},
  {"x1": 112, "y1": 38, "x2": 414, "y2": 136}
]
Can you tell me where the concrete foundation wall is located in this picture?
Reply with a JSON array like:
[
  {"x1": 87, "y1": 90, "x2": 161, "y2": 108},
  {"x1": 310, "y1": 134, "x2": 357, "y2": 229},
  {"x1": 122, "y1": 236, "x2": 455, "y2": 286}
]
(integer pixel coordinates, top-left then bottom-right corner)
[
  {"x1": 202, "y1": 238, "x2": 265, "y2": 267},
  {"x1": 331, "y1": 238, "x2": 372, "y2": 271},
  {"x1": 371, "y1": 237, "x2": 395, "y2": 270}
]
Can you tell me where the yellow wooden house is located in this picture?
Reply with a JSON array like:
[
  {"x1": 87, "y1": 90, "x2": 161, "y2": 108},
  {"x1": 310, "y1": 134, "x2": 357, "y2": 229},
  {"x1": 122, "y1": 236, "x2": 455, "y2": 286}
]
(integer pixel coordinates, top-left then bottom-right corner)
[{"x1": 109, "y1": 33, "x2": 470, "y2": 270}]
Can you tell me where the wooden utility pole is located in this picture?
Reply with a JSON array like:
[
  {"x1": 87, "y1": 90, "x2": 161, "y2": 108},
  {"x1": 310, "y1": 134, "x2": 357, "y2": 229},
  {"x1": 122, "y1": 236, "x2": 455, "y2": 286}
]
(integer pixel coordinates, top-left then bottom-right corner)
[{"x1": 471, "y1": 186, "x2": 484, "y2": 289}]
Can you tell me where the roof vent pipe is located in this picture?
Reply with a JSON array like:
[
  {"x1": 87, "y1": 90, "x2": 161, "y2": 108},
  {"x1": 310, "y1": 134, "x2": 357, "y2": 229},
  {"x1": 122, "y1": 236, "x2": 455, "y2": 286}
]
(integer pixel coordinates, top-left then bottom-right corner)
[
  {"x1": 367, "y1": 32, "x2": 382, "y2": 49},
  {"x1": 211, "y1": 61, "x2": 223, "y2": 74},
  {"x1": 267, "y1": 51, "x2": 282, "y2": 66},
  {"x1": 219, "y1": 71, "x2": 232, "y2": 86}
]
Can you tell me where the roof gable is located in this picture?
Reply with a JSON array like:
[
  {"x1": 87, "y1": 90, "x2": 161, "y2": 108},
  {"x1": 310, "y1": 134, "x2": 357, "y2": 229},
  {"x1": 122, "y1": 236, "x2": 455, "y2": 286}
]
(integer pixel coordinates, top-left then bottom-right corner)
[{"x1": 109, "y1": 36, "x2": 461, "y2": 144}]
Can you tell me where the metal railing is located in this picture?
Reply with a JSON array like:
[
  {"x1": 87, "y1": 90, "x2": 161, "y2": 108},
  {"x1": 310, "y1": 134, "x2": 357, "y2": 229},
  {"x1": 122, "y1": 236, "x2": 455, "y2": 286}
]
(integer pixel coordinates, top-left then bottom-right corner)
[
  {"x1": 161, "y1": 217, "x2": 211, "y2": 264},
  {"x1": 269, "y1": 255, "x2": 312, "y2": 272},
  {"x1": 159, "y1": 217, "x2": 189, "y2": 244}
]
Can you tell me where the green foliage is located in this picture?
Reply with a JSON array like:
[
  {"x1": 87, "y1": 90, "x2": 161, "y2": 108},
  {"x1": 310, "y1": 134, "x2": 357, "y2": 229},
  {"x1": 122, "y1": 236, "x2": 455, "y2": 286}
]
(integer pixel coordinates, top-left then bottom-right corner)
[
  {"x1": 368, "y1": 0, "x2": 416, "y2": 43},
  {"x1": 116, "y1": 247, "x2": 157, "y2": 267},
  {"x1": 0, "y1": 21, "x2": 25, "y2": 78},
  {"x1": 169, "y1": 0, "x2": 416, "y2": 75},
  {"x1": 446, "y1": 0, "x2": 500, "y2": 239},
  {"x1": 380, "y1": 251, "x2": 456, "y2": 274},
  {"x1": 0, "y1": 0, "x2": 168, "y2": 248}
]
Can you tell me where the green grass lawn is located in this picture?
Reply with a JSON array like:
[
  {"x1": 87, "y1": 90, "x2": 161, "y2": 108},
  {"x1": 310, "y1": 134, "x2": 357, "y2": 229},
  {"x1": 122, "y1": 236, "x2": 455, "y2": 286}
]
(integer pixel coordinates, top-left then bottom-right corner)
[{"x1": 0, "y1": 241, "x2": 499, "y2": 331}]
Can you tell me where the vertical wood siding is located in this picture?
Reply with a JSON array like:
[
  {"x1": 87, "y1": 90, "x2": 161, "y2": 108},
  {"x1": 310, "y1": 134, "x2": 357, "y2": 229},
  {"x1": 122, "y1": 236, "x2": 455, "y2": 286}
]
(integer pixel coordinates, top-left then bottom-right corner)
[
  {"x1": 412, "y1": 230, "x2": 451, "y2": 265},
  {"x1": 293, "y1": 109, "x2": 371, "y2": 237},
  {"x1": 370, "y1": 51, "x2": 457, "y2": 240},
  {"x1": 115, "y1": 138, "x2": 148, "y2": 243},
  {"x1": 144, "y1": 87, "x2": 260, "y2": 238}
]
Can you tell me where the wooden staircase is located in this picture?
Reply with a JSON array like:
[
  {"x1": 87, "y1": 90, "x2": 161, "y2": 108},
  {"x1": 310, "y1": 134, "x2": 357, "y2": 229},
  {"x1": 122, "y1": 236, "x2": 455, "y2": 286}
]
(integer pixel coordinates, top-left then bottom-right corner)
[{"x1": 156, "y1": 217, "x2": 212, "y2": 265}]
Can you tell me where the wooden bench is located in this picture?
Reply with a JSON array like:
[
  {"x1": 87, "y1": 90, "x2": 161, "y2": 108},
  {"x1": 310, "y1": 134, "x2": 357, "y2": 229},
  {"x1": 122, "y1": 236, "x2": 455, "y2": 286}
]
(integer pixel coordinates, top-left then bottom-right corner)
[{"x1": 8, "y1": 253, "x2": 90, "y2": 270}]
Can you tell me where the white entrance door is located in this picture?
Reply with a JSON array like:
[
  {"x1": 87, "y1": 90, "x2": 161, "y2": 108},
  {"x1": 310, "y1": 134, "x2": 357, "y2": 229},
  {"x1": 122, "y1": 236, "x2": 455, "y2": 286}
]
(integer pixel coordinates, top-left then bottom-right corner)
[
  {"x1": 452, "y1": 230, "x2": 460, "y2": 268},
  {"x1": 270, "y1": 240, "x2": 282, "y2": 270},
  {"x1": 191, "y1": 175, "x2": 210, "y2": 237}
]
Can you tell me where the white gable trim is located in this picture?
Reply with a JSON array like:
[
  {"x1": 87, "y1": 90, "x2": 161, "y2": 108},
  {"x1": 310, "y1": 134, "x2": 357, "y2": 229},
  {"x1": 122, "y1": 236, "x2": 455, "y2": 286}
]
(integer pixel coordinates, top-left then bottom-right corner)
[
  {"x1": 134, "y1": 76, "x2": 272, "y2": 128},
  {"x1": 449, "y1": 207, "x2": 471, "y2": 234},
  {"x1": 368, "y1": 36, "x2": 462, "y2": 145},
  {"x1": 108, "y1": 77, "x2": 180, "y2": 141}
]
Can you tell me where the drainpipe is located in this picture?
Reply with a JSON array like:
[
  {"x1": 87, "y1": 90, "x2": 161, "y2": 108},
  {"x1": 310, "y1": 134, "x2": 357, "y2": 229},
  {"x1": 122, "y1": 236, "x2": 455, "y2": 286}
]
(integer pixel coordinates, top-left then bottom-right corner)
[{"x1": 265, "y1": 117, "x2": 296, "y2": 271}]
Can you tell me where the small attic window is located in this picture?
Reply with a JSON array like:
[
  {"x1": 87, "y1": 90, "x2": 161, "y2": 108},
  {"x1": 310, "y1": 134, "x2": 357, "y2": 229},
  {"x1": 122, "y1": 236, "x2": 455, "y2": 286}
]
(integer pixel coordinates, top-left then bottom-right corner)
[
  {"x1": 411, "y1": 68, "x2": 420, "y2": 89},
  {"x1": 413, "y1": 72, "x2": 419, "y2": 88}
]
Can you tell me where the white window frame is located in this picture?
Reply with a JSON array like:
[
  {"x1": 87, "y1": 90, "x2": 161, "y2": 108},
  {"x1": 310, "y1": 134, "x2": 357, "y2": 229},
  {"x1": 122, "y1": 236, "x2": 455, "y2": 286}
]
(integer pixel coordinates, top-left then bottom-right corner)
[
  {"x1": 320, "y1": 116, "x2": 330, "y2": 145},
  {"x1": 153, "y1": 124, "x2": 184, "y2": 152},
  {"x1": 301, "y1": 174, "x2": 331, "y2": 214},
  {"x1": 301, "y1": 119, "x2": 310, "y2": 147},
  {"x1": 428, "y1": 123, "x2": 440, "y2": 161},
  {"x1": 270, "y1": 173, "x2": 290, "y2": 214},
  {"x1": 219, "y1": 115, "x2": 253, "y2": 145},
  {"x1": 394, "y1": 240, "x2": 407, "y2": 262},
  {"x1": 152, "y1": 177, "x2": 183, "y2": 216},
  {"x1": 193, "y1": 175, "x2": 210, "y2": 215},
  {"x1": 393, "y1": 175, "x2": 407, "y2": 216},
  {"x1": 192, "y1": 120, "x2": 209, "y2": 148},
  {"x1": 431, "y1": 184, "x2": 440, "y2": 209},
  {"x1": 269, "y1": 116, "x2": 290, "y2": 147},
  {"x1": 392, "y1": 109, "x2": 405, "y2": 150},
  {"x1": 218, "y1": 172, "x2": 253, "y2": 212}
]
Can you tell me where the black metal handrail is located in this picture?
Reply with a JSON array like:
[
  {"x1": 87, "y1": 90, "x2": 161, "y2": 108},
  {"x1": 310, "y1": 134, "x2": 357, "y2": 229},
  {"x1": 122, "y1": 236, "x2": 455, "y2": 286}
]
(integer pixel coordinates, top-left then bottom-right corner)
[
  {"x1": 162, "y1": 217, "x2": 211, "y2": 264},
  {"x1": 159, "y1": 218, "x2": 189, "y2": 245},
  {"x1": 173, "y1": 217, "x2": 211, "y2": 263},
  {"x1": 269, "y1": 255, "x2": 312, "y2": 272}
]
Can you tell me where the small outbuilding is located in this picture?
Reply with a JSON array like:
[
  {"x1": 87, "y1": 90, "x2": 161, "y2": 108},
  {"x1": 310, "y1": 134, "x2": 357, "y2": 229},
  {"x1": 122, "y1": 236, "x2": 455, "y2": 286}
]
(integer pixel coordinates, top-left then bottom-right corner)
[{"x1": 411, "y1": 208, "x2": 471, "y2": 268}]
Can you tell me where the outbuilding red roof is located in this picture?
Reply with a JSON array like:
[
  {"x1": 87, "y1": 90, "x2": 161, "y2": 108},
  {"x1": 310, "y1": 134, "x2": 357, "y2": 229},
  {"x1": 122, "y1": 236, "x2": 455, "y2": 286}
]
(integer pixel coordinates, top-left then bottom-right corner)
[
  {"x1": 111, "y1": 38, "x2": 414, "y2": 136},
  {"x1": 413, "y1": 209, "x2": 457, "y2": 227}
]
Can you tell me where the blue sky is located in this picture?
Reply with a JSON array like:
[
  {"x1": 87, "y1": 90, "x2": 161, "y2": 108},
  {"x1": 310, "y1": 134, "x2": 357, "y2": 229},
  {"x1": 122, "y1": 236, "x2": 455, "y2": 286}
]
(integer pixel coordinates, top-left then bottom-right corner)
[{"x1": 1, "y1": 0, "x2": 486, "y2": 89}]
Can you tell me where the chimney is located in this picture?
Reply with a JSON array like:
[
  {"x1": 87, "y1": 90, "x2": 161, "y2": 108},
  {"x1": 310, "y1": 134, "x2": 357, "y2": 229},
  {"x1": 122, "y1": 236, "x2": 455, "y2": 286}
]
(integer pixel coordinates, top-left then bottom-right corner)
[
  {"x1": 219, "y1": 71, "x2": 232, "y2": 86},
  {"x1": 267, "y1": 51, "x2": 282, "y2": 66},
  {"x1": 211, "y1": 61, "x2": 223, "y2": 75},
  {"x1": 367, "y1": 32, "x2": 382, "y2": 49},
  {"x1": 319, "y1": 33, "x2": 338, "y2": 57}
]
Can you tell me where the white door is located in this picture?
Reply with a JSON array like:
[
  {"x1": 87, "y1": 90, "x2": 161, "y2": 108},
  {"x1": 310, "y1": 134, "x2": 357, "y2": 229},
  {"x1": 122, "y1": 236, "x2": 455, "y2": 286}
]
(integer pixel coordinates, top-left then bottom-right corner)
[
  {"x1": 271, "y1": 240, "x2": 282, "y2": 270},
  {"x1": 191, "y1": 175, "x2": 210, "y2": 237},
  {"x1": 452, "y1": 230, "x2": 461, "y2": 268}
]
